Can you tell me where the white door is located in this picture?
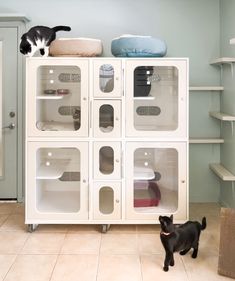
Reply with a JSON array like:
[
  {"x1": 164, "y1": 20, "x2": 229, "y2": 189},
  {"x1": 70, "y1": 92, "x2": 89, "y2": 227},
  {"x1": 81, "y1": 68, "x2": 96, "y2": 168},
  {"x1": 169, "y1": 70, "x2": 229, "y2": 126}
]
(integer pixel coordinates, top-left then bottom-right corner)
[
  {"x1": 93, "y1": 142, "x2": 121, "y2": 180},
  {"x1": 125, "y1": 59, "x2": 188, "y2": 139},
  {"x1": 93, "y1": 181, "x2": 121, "y2": 220},
  {"x1": 125, "y1": 142, "x2": 188, "y2": 222},
  {"x1": 26, "y1": 142, "x2": 89, "y2": 222},
  {"x1": 93, "y1": 59, "x2": 122, "y2": 98},
  {"x1": 0, "y1": 28, "x2": 18, "y2": 199},
  {"x1": 26, "y1": 58, "x2": 89, "y2": 137},
  {"x1": 93, "y1": 100, "x2": 121, "y2": 138}
]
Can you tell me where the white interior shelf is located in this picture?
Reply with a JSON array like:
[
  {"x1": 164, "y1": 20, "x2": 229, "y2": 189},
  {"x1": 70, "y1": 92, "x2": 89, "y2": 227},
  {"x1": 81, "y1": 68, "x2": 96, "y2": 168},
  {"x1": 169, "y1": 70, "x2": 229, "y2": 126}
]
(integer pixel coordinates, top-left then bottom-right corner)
[
  {"x1": 37, "y1": 160, "x2": 70, "y2": 179},
  {"x1": 134, "y1": 164, "x2": 155, "y2": 180},
  {"x1": 209, "y1": 163, "x2": 235, "y2": 181},
  {"x1": 209, "y1": 111, "x2": 235, "y2": 121},
  {"x1": 36, "y1": 95, "x2": 66, "y2": 100},
  {"x1": 133, "y1": 95, "x2": 155, "y2": 100},
  {"x1": 189, "y1": 86, "x2": 224, "y2": 91},
  {"x1": 36, "y1": 121, "x2": 75, "y2": 131},
  {"x1": 189, "y1": 138, "x2": 224, "y2": 144}
]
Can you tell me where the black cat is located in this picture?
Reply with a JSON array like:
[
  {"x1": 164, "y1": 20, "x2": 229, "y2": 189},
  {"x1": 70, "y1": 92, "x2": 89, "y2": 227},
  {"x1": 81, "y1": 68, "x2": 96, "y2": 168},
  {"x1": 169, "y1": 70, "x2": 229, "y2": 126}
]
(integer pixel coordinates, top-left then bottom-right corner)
[
  {"x1": 159, "y1": 215, "x2": 206, "y2": 272},
  {"x1": 19, "y1": 25, "x2": 71, "y2": 57}
]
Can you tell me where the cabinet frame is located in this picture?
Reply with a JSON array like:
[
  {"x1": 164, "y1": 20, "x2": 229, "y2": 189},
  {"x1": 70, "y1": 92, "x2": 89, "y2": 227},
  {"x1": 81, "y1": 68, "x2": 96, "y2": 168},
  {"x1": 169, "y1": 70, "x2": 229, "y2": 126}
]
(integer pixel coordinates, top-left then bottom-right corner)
[
  {"x1": 25, "y1": 141, "x2": 89, "y2": 223},
  {"x1": 26, "y1": 58, "x2": 89, "y2": 138},
  {"x1": 125, "y1": 59, "x2": 188, "y2": 139}
]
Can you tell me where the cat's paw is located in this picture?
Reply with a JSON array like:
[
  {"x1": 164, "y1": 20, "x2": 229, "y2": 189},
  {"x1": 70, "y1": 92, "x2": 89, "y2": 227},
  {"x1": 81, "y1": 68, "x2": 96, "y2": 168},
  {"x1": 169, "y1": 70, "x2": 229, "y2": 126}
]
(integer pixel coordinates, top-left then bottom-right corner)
[
  {"x1": 191, "y1": 252, "x2": 198, "y2": 259},
  {"x1": 163, "y1": 266, "x2": 169, "y2": 272},
  {"x1": 170, "y1": 260, "x2": 174, "y2": 266}
]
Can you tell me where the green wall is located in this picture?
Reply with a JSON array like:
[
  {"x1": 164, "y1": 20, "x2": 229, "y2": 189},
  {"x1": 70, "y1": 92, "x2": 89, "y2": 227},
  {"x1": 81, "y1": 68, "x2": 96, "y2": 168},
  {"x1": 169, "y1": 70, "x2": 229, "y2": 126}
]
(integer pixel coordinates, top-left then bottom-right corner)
[
  {"x1": 219, "y1": 0, "x2": 235, "y2": 208},
  {"x1": 0, "y1": 0, "x2": 222, "y2": 202}
]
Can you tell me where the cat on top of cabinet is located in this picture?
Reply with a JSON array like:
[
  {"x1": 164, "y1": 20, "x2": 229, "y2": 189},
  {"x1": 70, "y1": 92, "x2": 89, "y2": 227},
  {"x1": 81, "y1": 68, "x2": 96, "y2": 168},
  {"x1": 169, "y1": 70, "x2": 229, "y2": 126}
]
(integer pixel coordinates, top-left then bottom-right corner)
[{"x1": 19, "y1": 25, "x2": 71, "y2": 57}]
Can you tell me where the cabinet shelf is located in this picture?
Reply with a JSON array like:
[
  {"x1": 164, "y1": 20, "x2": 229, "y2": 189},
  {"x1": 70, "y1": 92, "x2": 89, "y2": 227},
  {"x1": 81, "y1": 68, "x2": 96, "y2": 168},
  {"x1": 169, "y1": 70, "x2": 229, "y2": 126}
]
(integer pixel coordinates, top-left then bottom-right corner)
[
  {"x1": 36, "y1": 121, "x2": 75, "y2": 131},
  {"x1": 189, "y1": 138, "x2": 224, "y2": 144},
  {"x1": 209, "y1": 111, "x2": 235, "y2": 121},
  {"x1": 189, "y1": 86, "x2": 224, "y2": 91},
  {"x1": 134, "y1": 164, "x2": 155, "y2": 180},
  {"x1": 36, "y1": 94, "x2": 67, "y2": 100},
  {"x1": 37, "y1": 160, "x2": 70, "y2": 180},
  {"x1": 209, "y1": 163, "x2": 235, "y2": 181},
  {"x1": 133, "y1": 95, "x2": 155, "y2": 100}
]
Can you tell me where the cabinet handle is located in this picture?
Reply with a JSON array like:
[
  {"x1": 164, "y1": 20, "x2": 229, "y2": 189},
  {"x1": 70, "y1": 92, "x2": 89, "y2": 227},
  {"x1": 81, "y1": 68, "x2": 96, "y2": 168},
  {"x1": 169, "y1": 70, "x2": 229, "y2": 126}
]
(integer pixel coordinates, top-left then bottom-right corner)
[
  {"x1": 181, "y1": 180, "x2": 185, "y2": 183},
  {"x1": 83, "y1": 179, "x2": 87, "y2": 183},
  {"x1": 115, "y1": 117, "x2": 119, "y2": 121},
  {"x1": 115, "y1": 159, "x2": 119, "y2": 163},
  {"x1": 83, "y1": 97, "x2": 87, "y2": 101},
  {"x1": 115, "y1": 199, "x2": 120, "y2": 203}
]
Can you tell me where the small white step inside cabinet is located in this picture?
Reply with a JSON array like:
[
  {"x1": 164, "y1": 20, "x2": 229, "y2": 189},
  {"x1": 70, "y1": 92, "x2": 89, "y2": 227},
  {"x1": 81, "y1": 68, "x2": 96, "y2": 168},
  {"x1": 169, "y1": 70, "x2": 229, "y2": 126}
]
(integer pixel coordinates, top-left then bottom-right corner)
[{"x1": 25, "y1": 57, "x2": 188, "y2": 232}]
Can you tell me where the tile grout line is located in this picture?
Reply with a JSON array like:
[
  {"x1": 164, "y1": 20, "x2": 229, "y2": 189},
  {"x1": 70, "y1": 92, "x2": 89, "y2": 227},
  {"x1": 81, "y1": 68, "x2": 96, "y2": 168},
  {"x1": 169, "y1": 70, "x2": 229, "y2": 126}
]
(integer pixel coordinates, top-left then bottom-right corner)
[
  {"x1": 2, "y1": 254, "x2": 18, "y2": 281},
  {"x1": 95, "y1": 232, "x2": 103, "y2": 281},
  {"x1": 48, "y1": 230, "x2": 68, "y2": 281}
]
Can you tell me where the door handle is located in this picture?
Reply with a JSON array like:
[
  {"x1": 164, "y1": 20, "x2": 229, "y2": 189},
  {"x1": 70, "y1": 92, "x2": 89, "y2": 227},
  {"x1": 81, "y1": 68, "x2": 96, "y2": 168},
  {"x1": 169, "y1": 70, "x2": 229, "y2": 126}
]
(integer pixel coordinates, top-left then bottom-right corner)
[{"x1": 2, "y1": 123, "x2": 15, "y2": 130}]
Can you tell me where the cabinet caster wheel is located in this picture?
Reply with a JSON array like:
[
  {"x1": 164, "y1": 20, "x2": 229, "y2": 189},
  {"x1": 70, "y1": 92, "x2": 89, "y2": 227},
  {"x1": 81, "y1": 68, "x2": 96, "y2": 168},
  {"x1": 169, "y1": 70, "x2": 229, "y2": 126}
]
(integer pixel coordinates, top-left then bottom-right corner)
[
  {"x1": 101, "y1": 224, "x2": 110, "y2": 233},
  {"x1": 28, "y1": 224, "x2": 37, "y2": 233}
]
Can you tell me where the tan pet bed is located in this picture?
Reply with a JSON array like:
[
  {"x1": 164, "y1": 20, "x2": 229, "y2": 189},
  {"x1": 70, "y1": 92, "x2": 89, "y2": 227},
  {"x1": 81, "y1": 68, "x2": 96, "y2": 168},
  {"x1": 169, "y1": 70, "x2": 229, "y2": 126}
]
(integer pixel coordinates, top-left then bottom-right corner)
[{"x1": 49, "y1": 38, "x2": 103, "y2": 57}]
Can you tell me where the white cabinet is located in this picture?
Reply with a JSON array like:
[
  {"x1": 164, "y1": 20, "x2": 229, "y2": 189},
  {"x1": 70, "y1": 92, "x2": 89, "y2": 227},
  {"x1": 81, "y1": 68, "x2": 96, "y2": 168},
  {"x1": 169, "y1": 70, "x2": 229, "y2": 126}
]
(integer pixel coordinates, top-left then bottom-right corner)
[
  {"x1": 93, "y1": 142, "x2": 121, "y2": 180},
  {"x1": 125, "y1": 59, "x2": 188, "y2": 139},
  {"x1": 26, "y1": 141, "x2": 89, "y2": 222},
  {"x1": 25, "y1": 57, "x2": 188, "y2": 229},
  {"x1": 93, "y1": 100, "x2": 121, "y2": 138},
  {"x1": 93, "y1": 182, "x2": 121, "y2": 220},
  {"x1": 125, "y1": 142, "x2": 187, "y2": 221},
  {"x1": 26, "y1": 58, "x2": 89, "y2": 137},
  {"x1": 93, "y1": 59, "x2": 122, "y2": 98}
]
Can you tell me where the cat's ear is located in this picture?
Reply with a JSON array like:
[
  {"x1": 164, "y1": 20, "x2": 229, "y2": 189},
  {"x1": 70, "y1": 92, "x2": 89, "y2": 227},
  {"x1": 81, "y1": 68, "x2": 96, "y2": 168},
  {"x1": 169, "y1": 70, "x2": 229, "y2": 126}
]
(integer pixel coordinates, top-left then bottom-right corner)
[
  {"x1": 170, "y1": 214, "x2": 173, "y2": 222},
  {"x1": 159, "y1": 216, "x2": 163, "y2": 223}
]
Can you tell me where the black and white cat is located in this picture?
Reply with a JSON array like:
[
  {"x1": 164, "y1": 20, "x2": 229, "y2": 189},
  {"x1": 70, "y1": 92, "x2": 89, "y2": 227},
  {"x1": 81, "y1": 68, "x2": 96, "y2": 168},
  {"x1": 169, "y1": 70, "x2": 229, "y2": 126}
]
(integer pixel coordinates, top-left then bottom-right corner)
[{"x1": 20, "y1": 25, "x2": 71, "y2": 57}]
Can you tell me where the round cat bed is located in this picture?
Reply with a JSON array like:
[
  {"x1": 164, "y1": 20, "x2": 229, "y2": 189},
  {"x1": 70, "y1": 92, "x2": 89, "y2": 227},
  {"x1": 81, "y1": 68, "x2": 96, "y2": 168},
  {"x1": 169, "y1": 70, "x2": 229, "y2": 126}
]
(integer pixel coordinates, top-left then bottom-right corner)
[
  {"x1": 49, "y1": 38, "x2": 103, "y2": 57},
  {"x1": 111, "y1": 35, "x2": 167, "y2": 57}
]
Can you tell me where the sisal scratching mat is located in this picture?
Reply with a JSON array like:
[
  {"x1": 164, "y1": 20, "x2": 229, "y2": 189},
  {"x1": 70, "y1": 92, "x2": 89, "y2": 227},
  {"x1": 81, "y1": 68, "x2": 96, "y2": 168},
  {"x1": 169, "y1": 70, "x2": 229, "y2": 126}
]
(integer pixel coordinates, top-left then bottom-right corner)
[{"x1": 218, "y1": 207, "x2": 235, "y2": 279}]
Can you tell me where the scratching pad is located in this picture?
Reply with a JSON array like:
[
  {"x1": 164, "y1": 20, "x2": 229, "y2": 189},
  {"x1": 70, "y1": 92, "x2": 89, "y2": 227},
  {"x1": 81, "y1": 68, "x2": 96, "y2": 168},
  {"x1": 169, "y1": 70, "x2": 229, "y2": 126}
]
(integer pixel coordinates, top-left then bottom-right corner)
[{"x1": 218, "y1": 207, "x2": 235, "y2": 279}]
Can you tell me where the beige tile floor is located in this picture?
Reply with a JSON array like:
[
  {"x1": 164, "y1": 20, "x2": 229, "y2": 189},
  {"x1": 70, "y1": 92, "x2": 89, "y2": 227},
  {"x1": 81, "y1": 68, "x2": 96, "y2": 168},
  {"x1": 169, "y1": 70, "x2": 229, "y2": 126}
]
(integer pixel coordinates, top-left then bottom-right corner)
[{"x1": 0, "y1": 202, "x2": 233, "y2": 281}]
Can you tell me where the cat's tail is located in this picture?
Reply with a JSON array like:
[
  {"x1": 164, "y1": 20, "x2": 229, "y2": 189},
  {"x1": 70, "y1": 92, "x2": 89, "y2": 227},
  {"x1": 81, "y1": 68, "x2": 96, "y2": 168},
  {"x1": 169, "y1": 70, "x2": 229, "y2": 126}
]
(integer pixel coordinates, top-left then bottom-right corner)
[
  {"x1": 52, "y1": 26, "x2": 71, "y2": 32},
  {"x1": 201, "y1": 217, "x2": 207, "y2": 230}
]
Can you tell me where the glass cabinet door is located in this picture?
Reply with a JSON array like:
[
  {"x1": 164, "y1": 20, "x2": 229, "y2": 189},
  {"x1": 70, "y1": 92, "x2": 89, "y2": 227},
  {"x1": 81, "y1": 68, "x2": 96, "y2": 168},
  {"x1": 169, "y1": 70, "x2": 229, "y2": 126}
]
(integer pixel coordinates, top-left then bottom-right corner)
[
  {"x1": 93, "y1": 142, "x2": 121, "y2": 180},
  {"x1": 125, "y1": 142, "x2": 187, "y2": 221},
  {"x1": 26, "y1": 142, "x2": 89, "y2": 221},
  {"x1": 27, "y1": 59, "x2": 89, "y2": 137},
  {"x1": 125, "y1": 60, "x2": 188, "y2": 138},
  {"x1": 93, "y1": 182, "x2": 121, "y2": 220},
  {"x1": 93, "y1": 100, "x2": 121, "y2": 137},
  {"x1": 93, "y1": 60, "x2": 122, "y2": 97}
]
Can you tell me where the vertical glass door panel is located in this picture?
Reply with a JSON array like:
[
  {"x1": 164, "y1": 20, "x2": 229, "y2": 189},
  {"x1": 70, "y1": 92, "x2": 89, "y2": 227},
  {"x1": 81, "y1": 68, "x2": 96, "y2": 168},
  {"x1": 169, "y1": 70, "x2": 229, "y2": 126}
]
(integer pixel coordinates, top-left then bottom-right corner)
[
  {"x1": 99, "y1": 104, "x2": 114, "y2": 133},
  {"x1": 93, "y1": 142, "x2": 121, "y2": 179},
  {"x1": 99, "y1": 64, "x2": 114, "y2": 93},
  {"x1": 99, "y1": 146, "x2": 114, "y2": 175},
  {"x1": 133, "y1": 147, "x2": 178, "y2": 213},
  {"x1": 93, "y1": 100, "x2": 121, "y2": 138},
  {"x1": 93, "y1": 181, "x2": 121, "y2": 220},
  {"x1": 36, "y1": 147, "x2": 81, "y2": 213},
  {"x1": 134, "y1": 66, "x2": 178, "y2": 131},
  {"x1": 36, "y1": 65, "x2": 81, "y2": 132},
  {"x1": 93, "y1": 60, "x2": 122, "y2": 97},
  {"x1": 99, "y1": 186, "x2": 114, "y2": 214}
]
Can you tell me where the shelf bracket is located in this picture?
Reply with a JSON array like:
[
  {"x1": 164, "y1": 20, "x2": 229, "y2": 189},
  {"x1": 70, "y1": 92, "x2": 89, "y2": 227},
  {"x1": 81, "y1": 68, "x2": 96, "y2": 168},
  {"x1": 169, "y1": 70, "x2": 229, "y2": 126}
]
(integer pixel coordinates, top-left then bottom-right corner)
[
  {"x1": 230, "y1": 121, "x2": 234, "y2": 136},
  {"x1": 229, "y1": 63, "x2": 234, "y2": 77},
  {"x1": 220, "y1": 64, "x2": 223, "y2": 81}
]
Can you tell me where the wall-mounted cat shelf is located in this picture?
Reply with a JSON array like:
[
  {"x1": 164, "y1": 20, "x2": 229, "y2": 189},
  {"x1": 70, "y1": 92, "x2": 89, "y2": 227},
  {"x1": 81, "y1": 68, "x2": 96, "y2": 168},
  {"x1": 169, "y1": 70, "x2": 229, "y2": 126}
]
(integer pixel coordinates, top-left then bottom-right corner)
[
  {"x1": 210, "y1": 57, "x2": 235, "y2": 77},
  {"x1": 209, "y1": 111, "x2": 235, "y2": 136},
  {"x1": 189, "y1": 86, "x2": 224, "y2": 91}
]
